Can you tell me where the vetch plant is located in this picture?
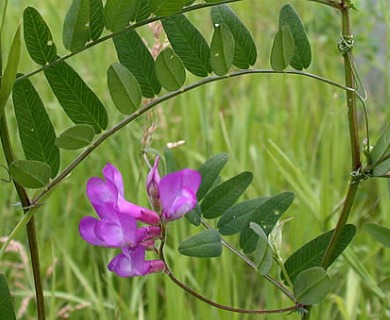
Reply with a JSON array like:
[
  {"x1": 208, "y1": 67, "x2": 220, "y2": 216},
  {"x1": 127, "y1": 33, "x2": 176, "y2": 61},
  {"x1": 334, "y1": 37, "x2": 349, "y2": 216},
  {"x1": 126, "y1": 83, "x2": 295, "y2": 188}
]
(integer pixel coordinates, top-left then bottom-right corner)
[{"x1": 0, "y1": 0, "x2": 389, "y2": 319}]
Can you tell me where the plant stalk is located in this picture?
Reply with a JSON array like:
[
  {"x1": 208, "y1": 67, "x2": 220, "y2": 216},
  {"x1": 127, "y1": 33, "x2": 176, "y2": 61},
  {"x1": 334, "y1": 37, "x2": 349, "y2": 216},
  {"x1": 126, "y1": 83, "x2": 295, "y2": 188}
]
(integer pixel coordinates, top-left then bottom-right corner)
[
  {"x1": 303, "y1": 3, "x2": 361, "y2": 319},
  {"x1": 0, "y1": 116, "x2": 46, "y2": 320}
]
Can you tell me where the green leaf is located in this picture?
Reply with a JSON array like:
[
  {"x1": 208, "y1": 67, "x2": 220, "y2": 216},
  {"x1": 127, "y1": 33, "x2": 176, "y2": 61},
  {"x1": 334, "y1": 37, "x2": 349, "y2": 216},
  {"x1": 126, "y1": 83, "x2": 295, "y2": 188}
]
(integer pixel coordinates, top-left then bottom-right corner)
[
  {"x1": 63, "y1": 0, "x2": 90, "y2": 52},
  {"x1": 279, "y1": 4, "x2": 311, "y2": 70},
  {"x1": 155, "y1": 48, "x2": 186, "y2": 91},
  {"x1": 284, "y1": 224, "x2": 356, "y2": 283},
  {"x1": 210, "y1": 23, "x2": 235, "y2": 76},
  {"x1": 197, "y1": 153, "x2": 229, "y2": 200},
  {"x1": 162, "y1": 14, "x2": 211, "y2": 77},
  {"x1": 135, "y1": 0, "x2": 151, "y2": 22},
  {"x1": 178, "y1": 229, "x2": 222, "y2": 257},
  {"x1": 378, "y1": 277, "x2": 390, "y2": 292},
  {"x1": 250, "y1": 222, "x2": 273, "y2": 275},
  {"x1": 364, "y1": 223, "x2": 390, "y2": 248},
  {"x1": 12, "y1": 77, "x2": 60, "y2": 177},
  {"x1": 113, "y1": 31, "x2": 161, "y2": 98},
  {"x1": 293, "y1": 267, "x2": 331, "y2": 305},
  {"x1": 89, "y1": 0, "x2": 104, "y2": 40},
  {"x1": 218, "y1": 197, "x2": 269, "y2": 235},
  {"x1": 44, "y1": 60, "x2": 108, "y2": 134},
  {"x1": 202, "y1": 171, "x2": 253, "y2": 219},
  {"x1": 211, "y1": 5, "x2": 257, "y2": 69},
  {"x1": 185, "y1": 204, "x2": 202, "y2": 227},
  {"x1": 150, "y1": 0, "x2": 187, "y2": 17},
  {"x1": 163, "y1": 146, "x2": 177, "y2": 174},
  {"x1": 9, "y1": 160, "x2": 51, "y2": 189},
  {"x1": 240, "y1": 192, "x2": 294, "y2": 254},
  {"x1": 0, "y1": 274, "x2": 16, "y2": 320},
  {"x1": 55, "y1": 124, "x2": 95, "y2": 150},
  {"x1": 270, "y1": 25, "x2": 294, "y2": 72},
  {"x1": 107, "y1": 63, "x2": 142, "y2": 114},
  {"x1": 104, "y1": 0, "x2": 138, "y2": 32},
  {"x1": 371, "y1": 125, "x2": 390, "y2": 176},
  {"x1": 23, "y1": 7, "x2": 57, "y2": 65},
  {"x1": 0, "y1": 26, "x2": 21, "y2": 120}
]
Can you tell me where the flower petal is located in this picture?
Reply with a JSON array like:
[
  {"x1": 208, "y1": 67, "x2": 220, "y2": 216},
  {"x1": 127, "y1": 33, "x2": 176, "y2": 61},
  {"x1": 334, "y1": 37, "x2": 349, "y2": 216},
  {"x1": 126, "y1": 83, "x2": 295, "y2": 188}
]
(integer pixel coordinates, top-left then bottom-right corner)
[
  {"x1": 108, "y1": 246, "x2": 146, "y2": 277},
  {"x1": 95, "y1": 220, "x2": 127, "y2": 247},
  {"x1": 79, "y1": 216, "x2": 106, "y2": 246},
  {"x1": 146, "y1": 157, "x2": 161, "y2": 199},
  {"x1": 108, "y1": 246, "x2": 165, "y2": 277},
  {"x1": 159, "y1": 169, "x2": 201, "y2": 221},
  {"x1": 102, "y1": 163, "x2": 125, "y2": 196},
  {"x1": 86, "y1": 177, "x2": 118, "y2": 220},
  {"x1": 116, "y1": 197, "x2": 160, "y2": 225}
]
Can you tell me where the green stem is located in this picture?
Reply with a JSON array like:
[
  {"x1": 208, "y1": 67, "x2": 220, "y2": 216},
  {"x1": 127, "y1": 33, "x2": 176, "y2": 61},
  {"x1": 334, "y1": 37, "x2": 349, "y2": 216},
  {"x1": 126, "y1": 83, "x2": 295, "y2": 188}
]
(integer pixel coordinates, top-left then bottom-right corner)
[
  {"x1": 30, "y1": 68, "x2": 353, "y2": 206},
  {"x1": 0, "y1": 116, "x2": 46, "y2": 320},
  {"x1": 159, "y1": 223, "x2": 299, "y2": 314},
  {"x1": 304, "y1": 3, "x2": 361, "y2": 319},
  {"x1": 308, "y1": 0, "x2": 340, "y2": 8}
]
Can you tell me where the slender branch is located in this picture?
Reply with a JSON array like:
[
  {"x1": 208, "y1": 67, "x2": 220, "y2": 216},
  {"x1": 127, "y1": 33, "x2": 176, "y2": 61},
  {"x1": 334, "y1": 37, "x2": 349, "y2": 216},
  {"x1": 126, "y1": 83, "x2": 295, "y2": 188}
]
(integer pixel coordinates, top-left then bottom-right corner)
[
  {"x1": 164, "y1": 268, "x2": 300, "y2": 314},
  {"x1": 0, "y1": 116, "x2": 46, "y2": 320},
  {"x1": 307, "y1": 0, "x2": 341, "y2": 8},
  {"x1": 30, "y1": 69, "x2": 353, "y2": 206},
  {"x1": 15, "y1": 0, "x2": 243, "y2": 83},
  {"x1": 159, "y1": 223, "x2": 300, "y2": 314},
  {"x1": 200, "y1": 218, "x2": 296, "y2": 302}
]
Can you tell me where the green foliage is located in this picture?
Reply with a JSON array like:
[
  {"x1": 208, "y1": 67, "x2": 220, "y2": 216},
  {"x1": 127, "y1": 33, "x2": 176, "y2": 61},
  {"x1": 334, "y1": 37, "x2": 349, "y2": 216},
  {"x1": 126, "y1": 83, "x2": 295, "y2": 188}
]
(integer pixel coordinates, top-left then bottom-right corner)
[
  {"x1": 218, "y1": 197, "x2": 269, "y2": 235},
  {"x1": 162, "y1": 14, "x2": 212, "y2": 77},
  {"x1": 178, "y1": 229, "x2": 222, "y2": 257},
  {"x1": 239, "y1": 192, "x2": 294, "y2": 254},
  {"x1": 62, "y1": 0, "x2": 90, "y2": 52},
  {"x1": 196, "y1": 153, "x2": 229, "y2": 200},
  {"x1": 210, "y1": 23, "x2": 235, "y2": 76},
  {"x1": 113, "y1": 31, "x2": 161, "y2": 98},
  {"x1": 107, "y1": 63, "x2": 142, "y2": 114},
  {"x1": 250, "y1": 222, "x2": 273, "y2": 275},
  {"x1": 0, "y1": 26, "x2": 20, "y2": 120},
  {"x1": 293, "y1": 267, "x2": 331, "y2": 305},
  {"x1": 370, "y1": 125, "x2": 390, "y2": 176},
  {"x1": 9, "y1": 160, "x2": 51, "y2": 188},
  {"x1": 150, "y1": 0, "x2": 187, "y2": 17},
  {"x1": 0, "y1": 274, "x2": 16, "y2": 320},
  {"x1": 89, "y1": 0, "x2": 104, "y2": 41},
  {"x1": 23, "y1": 7, "x2": 57, "y2": 65},
  {"x1": 278, "y1": 4, "x2": 311, "y2": 70},
  {"x1": 44, "y1": 60, "x2": 108, "y2": 133},
  {"x1": 284, "y1": 224, "x2": 357, "y2": 283},
  {"x1": 55, "y1": 124, "x2": 95, "y2": 150},
  {"x1": 12, "y1": 77, "x2": 60, "y2": 177},
  {"x1": 201, "y1": 171, "x2": 253, "y2": 219},
  {"x1": 364, "y1": 223, "x2": 390, "y2": 248},
  {"x1": 103, "y1": 0, "x2": 137, "y2": 32},
  {"x1": 211, "y1": 4, "x2": 257, "y2": 69},
  {"x1": 270, "y1": 25, "x2": 294, "y2": 71},
  {"x1": 155, "y1": 48, "x2": 186, "y2": 91}
]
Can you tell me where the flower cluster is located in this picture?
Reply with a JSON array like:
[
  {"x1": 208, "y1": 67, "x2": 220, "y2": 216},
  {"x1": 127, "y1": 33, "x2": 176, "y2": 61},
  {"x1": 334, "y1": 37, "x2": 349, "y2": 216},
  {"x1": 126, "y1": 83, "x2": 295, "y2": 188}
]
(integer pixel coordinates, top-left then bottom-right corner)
[{"x1": 79, "y1": 158, "x2": 201, "y2": 277}]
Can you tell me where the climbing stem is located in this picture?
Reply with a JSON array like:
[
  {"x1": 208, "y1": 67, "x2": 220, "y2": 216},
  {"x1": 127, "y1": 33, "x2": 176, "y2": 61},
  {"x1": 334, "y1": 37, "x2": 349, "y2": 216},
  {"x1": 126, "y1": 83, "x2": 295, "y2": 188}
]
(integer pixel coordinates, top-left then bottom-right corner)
[
  {"x1": 303, "y1": 3, "x2": 361, "y2": 320},
  {"x1": 0, "y1": 116, "x2": 46, "y2": 320}
]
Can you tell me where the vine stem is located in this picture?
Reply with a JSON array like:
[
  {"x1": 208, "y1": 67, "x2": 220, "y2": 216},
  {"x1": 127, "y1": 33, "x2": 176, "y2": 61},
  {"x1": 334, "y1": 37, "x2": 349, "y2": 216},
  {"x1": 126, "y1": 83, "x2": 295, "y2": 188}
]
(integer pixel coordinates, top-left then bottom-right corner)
[
  {"x1": 29, "y1": 68, "x2": 354, "y2": 207},
  {"x1": 200, "y1": 218, "x2": 297, "y2": 302},
  {"x1": 303, "y1": 3, "x2": 361, "y2": 319},
  {"x1": 0, "y1": 116, "x2": 46, "y2": 320},
  {"x1": 159, "y1": 224, "x2": 300, "y2": 315}
]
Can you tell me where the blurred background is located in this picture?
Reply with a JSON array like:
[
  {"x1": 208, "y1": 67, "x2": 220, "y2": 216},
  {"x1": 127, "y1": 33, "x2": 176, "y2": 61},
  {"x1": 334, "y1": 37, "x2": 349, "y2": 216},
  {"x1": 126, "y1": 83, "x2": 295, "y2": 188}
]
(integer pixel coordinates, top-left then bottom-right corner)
[{"x1": 1, "y1": 0, "x2": 389, "y2": 319}]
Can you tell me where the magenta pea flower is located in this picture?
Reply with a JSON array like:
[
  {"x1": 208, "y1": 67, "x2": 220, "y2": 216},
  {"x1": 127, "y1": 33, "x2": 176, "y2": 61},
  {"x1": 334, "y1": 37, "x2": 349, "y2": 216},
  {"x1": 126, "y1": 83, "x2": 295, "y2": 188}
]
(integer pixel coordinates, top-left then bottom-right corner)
[
  {"x1": 79, "y1": 163, "x2": 161, "y2": 248},
  {"x1": 146, "y1": 157, "x2": 202, "y2": 222},
  {"x1": 108, "y1": 245, "x2": 165, "y2": 277}
]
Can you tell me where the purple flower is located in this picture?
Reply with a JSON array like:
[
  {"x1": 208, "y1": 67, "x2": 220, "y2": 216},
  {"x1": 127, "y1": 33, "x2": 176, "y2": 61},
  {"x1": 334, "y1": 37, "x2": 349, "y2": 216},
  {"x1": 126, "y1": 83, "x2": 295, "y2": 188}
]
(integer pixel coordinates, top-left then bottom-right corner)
[
  {"x1": 108, "y1": 245, "x2": 165, "y2": 277},
  {"x1": 146, "y1": 157, "x2": 161, "y2": 210},
  {"x1": 160, "y1": 169, "x2": 202, "y2": 221},
  {"x1": 79, "y1": 163, "x2": 161, "y2": 248}
]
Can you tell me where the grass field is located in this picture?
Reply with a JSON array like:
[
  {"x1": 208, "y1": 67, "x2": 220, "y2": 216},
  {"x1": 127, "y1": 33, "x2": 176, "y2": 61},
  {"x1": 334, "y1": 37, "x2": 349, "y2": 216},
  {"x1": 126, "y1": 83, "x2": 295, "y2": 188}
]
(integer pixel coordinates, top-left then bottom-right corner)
[{"x1": 1, "y1": 0, "x2": 390, "y2": 319}]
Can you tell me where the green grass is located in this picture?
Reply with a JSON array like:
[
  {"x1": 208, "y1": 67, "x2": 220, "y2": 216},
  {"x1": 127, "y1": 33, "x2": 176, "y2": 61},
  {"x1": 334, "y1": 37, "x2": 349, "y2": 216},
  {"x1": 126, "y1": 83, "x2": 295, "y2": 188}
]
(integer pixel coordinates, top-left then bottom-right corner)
[{"x1": 1, "y1": 0, "x2": 390, "y2": 319}]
